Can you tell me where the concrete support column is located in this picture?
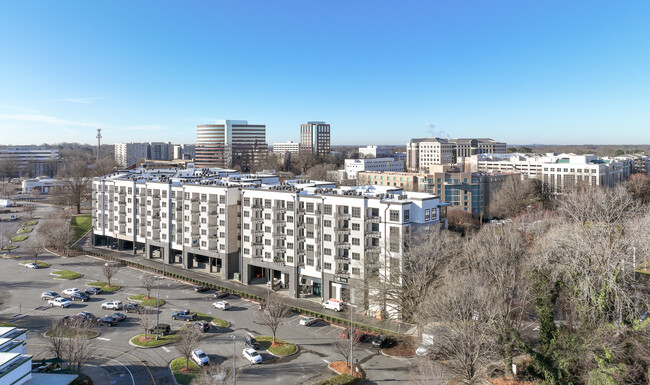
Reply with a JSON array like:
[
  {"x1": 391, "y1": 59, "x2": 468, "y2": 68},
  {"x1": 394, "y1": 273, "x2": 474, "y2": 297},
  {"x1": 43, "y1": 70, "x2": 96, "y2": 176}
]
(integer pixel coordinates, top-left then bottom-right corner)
[
  {"x1": 241, "y1": 258, "x2": 250, "y2": 284},
  {"x1": 182, "y1": 249, "x2": 190, "y2": 269},
  {"x1": 289, "y1": 269, "x2": 299, "y2": 298},
  {"x1": 145, "y1": 243, "x2": 152, "y2": 259}
]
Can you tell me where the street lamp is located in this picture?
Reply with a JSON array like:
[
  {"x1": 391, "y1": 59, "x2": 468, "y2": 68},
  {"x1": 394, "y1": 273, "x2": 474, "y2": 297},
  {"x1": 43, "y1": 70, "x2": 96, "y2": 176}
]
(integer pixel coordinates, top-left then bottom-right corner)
[
  {"x1": 155, "y1": 261, "x2": 166, "y2": 340},
  {"x1": 346, "y1": 303, "x2": 358, "y2": 376},
  {"x1": 228, "y1": 335, "x2": 237, "y2": 385}
]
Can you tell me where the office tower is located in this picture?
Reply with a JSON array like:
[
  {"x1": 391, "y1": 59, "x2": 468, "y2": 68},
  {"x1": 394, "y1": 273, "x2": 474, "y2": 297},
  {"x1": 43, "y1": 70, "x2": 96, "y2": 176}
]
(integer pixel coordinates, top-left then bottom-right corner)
[
  {"x1": 300, "y1": 121, "x2": 330, "y2": 157},
  {"x1": 196, "y1": 120, "x2": 267, "y2": 170}
]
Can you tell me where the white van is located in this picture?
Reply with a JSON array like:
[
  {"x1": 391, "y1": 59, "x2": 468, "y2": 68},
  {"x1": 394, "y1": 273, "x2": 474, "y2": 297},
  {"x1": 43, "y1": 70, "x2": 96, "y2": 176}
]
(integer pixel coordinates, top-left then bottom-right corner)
[{"x1": 322, "y1": 299, "x2": 344, "y2": 312}]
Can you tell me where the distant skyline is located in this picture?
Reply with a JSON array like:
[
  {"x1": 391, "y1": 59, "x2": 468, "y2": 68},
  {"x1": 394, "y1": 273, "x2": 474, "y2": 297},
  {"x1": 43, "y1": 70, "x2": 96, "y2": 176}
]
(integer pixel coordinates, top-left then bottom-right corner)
[{"x1": 1, "y1": 1, "x2": 649, "y2": 146}]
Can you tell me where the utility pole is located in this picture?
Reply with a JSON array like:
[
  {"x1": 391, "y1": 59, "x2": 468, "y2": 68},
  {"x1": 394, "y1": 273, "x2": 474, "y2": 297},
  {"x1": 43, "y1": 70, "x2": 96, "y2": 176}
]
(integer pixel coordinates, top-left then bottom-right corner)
[
  {"x1": 96, "y1": 128, "x2": 102, "y2": 162},
  {"x1": 228, "y1": 335, "x2": 237, "y2": 385},
  {"x1": 156, "y1": 261, "x2": 166, "y2": 340},
  {"x1": 347, "y1": 303, "x2": 358, "y2": 376}
]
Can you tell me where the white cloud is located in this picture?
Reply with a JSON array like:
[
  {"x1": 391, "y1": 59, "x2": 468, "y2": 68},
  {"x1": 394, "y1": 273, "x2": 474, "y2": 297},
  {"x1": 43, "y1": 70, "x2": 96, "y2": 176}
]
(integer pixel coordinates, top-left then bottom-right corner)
[
  {"x1": 58, "y1": 97, "x2": 102, "y2": 104},
  {"x1": 0, "y1": 113, "x2": 101, "y2": 128}
]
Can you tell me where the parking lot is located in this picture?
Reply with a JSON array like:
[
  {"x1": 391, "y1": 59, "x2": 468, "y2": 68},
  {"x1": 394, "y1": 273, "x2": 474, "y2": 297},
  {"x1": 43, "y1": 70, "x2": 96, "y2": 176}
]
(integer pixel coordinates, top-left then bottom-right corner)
[{"x1": 0, "y1": 250, "x2": 414, "y2": 385}]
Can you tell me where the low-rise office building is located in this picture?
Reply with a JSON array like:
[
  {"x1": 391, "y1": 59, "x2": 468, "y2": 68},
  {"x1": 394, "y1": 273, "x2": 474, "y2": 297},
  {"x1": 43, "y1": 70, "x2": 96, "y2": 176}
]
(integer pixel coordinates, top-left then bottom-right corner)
[
  {"x1": 272, "y1": 141, "x2": 300, "y2": 155},
  {"x1": 344, "y1": 158, "x2": 404, "y2": 179},
  {"x1": 92, "y1": 168, "x2": 446, "y2": 317},
  {"x1": 358, "y1": 145, "x2": 391, "y2": 158}
]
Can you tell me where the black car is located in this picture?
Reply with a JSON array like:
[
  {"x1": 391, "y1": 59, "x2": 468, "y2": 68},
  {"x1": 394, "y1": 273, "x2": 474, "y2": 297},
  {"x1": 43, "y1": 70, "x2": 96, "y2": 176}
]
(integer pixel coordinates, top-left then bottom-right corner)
[
  {"x1": 194, "y1": 286, "x2": 210, "y2": 293},
  {"x1": 108, "y1": 313, "x2": 127, "y2": 322},
  {"x1": 244, "y1": 336, "x2": 260, "y2": 350},
  {"x1": 97, "y1": 316, "x2": 118, "y2": 327},
  {"x1": 70, "y1": 292, "x2": 90, "y2": 302},
  {"x1": 85, "y1": 287, "x2": 103, "y2": 295},
  {"x1": 371, "y1": 335, "x2": 395, "y2": 349},
  {"x1": 214, "y1": 290, "x2": 229, "y2": 299},
  {"x1": 148, "y1": 324, "x2": 171, "y2": 336},
  {"x1": 190, "y1": 321, "x2": 210, "y2": 333},
  {"x1": 76, "y1": 312, "x2": 96, "y2": 321},
  {"x1": 123, "y1": 303, "x2": 141, "y2": 313}
]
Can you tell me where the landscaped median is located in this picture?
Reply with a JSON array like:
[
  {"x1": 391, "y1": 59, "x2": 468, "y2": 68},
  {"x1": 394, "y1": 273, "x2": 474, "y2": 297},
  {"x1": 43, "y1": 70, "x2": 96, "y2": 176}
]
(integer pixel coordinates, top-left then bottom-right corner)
[
  {"x1": 0, "y1": 323, "x2": 17, "y2": 327},
  {"x1": 25, "y1": 220, "x2": 38, "y2": 226},
  {"x1": 17, "y1": 227, "x2": 33, "y2": 234},
  {"x1": 20, "y1": 261, "x2": 50, "y2": 268},
  {"x1": 256, "y1": 335, "x2": 298, "y2": 356},
  {"x1": 130, "y1": 333, "x2": 178, "y2": 348},
  {"x1": 51, "y1": 270, "x2": 84, "y2": 280},
  {"x1": 170, "y1": 357, "x2": 200, "y2": 385},
  {"x1": 314, "y1": 373, "x2": 362, "y2": 385},
  {"x1": 1, "y1": 254, "x2": 19, "y2": 259},
  {"x1": 1, "y1": 245, "x2": 18, "y2": 251},
  {"x1": 128, "y1": 294, "x2": 165, "y2": 307},
  {"x1": 45, "y1": 328, "x2": 99, "y2": 339},
  {"x1": 11, "y1": 235, "x2": 27, "y2": 242},
  {"x1": 87, "y1": 281, "x2": 121, "y2": 293},
  {"x1": 195, "y1": 312, "x2": 229, "y2": 328}
]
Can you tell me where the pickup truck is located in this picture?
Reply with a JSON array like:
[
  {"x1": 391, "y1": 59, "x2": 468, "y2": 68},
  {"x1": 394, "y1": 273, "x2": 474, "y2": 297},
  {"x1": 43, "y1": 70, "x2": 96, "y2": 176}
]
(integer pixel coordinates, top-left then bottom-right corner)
[
  {"x1": 322, "y1": 299, "x2": 344, "y2": 312},
  {"x1": 171, "y1": 310, "x2": 197, "y2": 321}
]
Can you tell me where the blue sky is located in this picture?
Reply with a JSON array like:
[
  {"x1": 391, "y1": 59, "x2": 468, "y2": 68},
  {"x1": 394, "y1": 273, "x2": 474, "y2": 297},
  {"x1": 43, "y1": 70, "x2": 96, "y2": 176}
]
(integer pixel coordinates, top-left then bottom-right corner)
[{"x1": 1, "y1": 1, "x2": 649, "y2": 146}]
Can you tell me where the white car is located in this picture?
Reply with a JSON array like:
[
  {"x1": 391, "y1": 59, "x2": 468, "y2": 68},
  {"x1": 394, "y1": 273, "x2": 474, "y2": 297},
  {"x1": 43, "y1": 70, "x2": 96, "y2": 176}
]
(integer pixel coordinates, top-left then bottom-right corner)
[
  {"x1": 299, "y1": 316, "x2": 318, "y2": 326},
  {"x1": 243, "y1": 348, "x2": 262, "y2": 364},
  {"x1": 49, "y1": 297, "x2": 71, "y2": 308},
  {"x1": 191, "y1": 349, "x2": 210, "y2": 366},
  {"x1": 24, "y1": 262, "x2": 39, "y2": 269},
  {"x1": 62, "y1": 288, "x2": 80, "y2": 296},
  {"x1": 213, "y1": 301, "x2": 231, "y2": 310},
  {"x1": 101, "y1": 301, "x2": 123, "y2": 310}
]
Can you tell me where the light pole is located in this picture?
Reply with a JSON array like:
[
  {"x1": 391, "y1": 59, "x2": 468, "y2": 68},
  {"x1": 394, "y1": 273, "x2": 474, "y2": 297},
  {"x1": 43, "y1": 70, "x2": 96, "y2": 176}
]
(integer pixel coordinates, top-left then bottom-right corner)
[
  {"x1": 155, "y1": 261, "x2": 166, "y2": 340},
  {"x1": 347, "y1": 303, "x2": 358, "y2": 376},
  {"x1": 228, "y1": 335, "x2": 237, "y2": 385}
]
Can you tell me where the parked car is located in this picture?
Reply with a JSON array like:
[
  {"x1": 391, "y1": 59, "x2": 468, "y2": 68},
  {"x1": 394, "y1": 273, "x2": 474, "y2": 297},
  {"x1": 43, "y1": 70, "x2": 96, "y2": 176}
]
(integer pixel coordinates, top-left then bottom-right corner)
[
  {"x1": 340, "y1": 328, "x2": 368, "y2": 342},
  {"x1": 101, "y1": 301, "x2": 123, "y2": 310},
  {"x1": 49, "y1": 298, "x2": 71, "y2": 308},
  {"x1": 77, "y1": 312, "x2": 96, "y2": 320},
  {"x1": 191, "y1": 349, "x2": 210, "y2": 366},
  {"x1": 70, "y1": 292, "x2": 90, "y2": 302},
  {"x1": 97, "y1": 316, "x2": 118, "y2": 327},
  {"x1": 190, "y1": 321, "x2": 210, "y2": 333},
  {"x1": 41, "y1": 291, "x2": 59, "y2": 300},
  {"x1": 299, "y1": 316, "x2": 318, "y2": 326},
  {"x1": 108, "y1": 313, "x2": 127, "y2": 322},
  {"x1": 213, "y1": 290, "x2": 229, "y2": 299},
  {"x1": 194, "y1": 286, "x2": 210, "y2": 293},
  {"x1": 244, "y1": 336, "x2": 260, "y2": 350},
  {"x1": 123, "y1": 303, "x2": 141, "y2": 313},
  {"x1": 62, "y1": 288, "x2": 80, "y2": 296},
  {"x1": 212, "y1": 301, "x2": 231, "y2": 310},
  {"x1": 85, "y1": 287, "x2": 103, "y2": 295},
  {"x1": 24, "y1": 262, "x2": 39, "y2": 269},
  {"x1": 242, "y1": 348, "x2": 262, "y2": 364},
  {"x1": 322, "y1": 299, "x2": 344, "y2": 312},
  {"x1": 148, "y1": 324, "x2": 171, "y2": 336},
  {"x1": 371, "y1": 335, "x2": 395, "y2": 349},
  {"x1": 171, "y1": 310, "x2": 197, "y2": 321}
]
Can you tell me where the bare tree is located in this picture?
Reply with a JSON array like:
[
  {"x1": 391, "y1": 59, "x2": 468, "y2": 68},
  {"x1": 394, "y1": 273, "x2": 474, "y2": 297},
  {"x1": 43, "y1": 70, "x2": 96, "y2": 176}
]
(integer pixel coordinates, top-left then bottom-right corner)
[
  {"x1": 0, "y1": 157, "x2": 20, "y2": 181},
  {"x1": 332, "y1": 335, "x2": 360, "y2": 367},
  {"x1": 23, "y1": 237, "x2": 44, "y2": 264},
  {"x1": 176, "y1": 327, "x2": 202, "y2": 370},
  {"x1": 411, "y1": 356, "x2": 448, "y2": 385},
  {"x1": 39, "y1": 212, "x2": 69, "y2": 251},
  {"x1": 102, "y1": 264, "x2": 120, "y2": 287},
  {"x1": 141, "y1": 274, "x2": 155, "y2": 299},
  {"x1": 489, "y1": 177, "x2": 546, "y2": 219},
  {"x1": 22, "y1": 203, "x2": 36, "y2": 219},
  {"x1": 257, "y1": 294, "x2": 290, "y2": 343},
  {"x1": 192, "y1": 363, "x2": 243, "y2": 385},
  {"x1": 0, "y1": 181, "x2": 14, "y2": 198},
  {"x1": 626, "y1": 173, "x2": 650, "y2": 205},
  {"x1": 62, "y1": 318, "x2": 96, "y2": 373},
  {"x1": 54, "y1": 159, "x2": 93, "y2": 214},
  {"x1": 46, "y1": 318, "x2": 67, "y2": 360},
  {"x1": 137, "y1": 307, "x2": 155, "y2": 339}
]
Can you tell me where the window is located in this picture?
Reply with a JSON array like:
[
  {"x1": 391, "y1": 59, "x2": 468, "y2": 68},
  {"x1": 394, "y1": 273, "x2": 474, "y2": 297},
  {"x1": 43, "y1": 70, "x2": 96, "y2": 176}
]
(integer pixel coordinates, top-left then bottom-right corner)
[
  {"x1": 324, "y1": 248, "x2": 331, "y2": 255},
  {"x1": 265, "y1": 226, "x2": 271, "y2": 233},
  {"x1": 352, "y1": 252, "x2": 360, "y2": 260},
  {"x1": 324, "y1": 262, "x2": 332, "y2": 270},
  {"x1": 264, "y1": 199, "x2": 272, "y2": 209},
  {"x1": 201, "y1": 229, "x2": 207, "y2": 235},
  {"x1": 352, "y1": 267, "x2": 360, "y2": 275},
  {"x1": 244, "y1": 248, "x2": 250, "y2": 255},
  {"x1": 244, "y1": 236, "x2": 250, "y2": 242},
  {"x1": 307, "y1": 244, "x2": 314, "y2": 251},
  {"x1": 323, "y1": 220, "x2": 331, "y2": 227},
  {"x1": 287, "y1": 215, "x2": 293, "y2": 222},
  {"x1": 306, "y1": 230, "x2": 314, "y2": 238},
  {"x1": 244, "y1": 197, "x2": 250, "y2": 206},
  {"x1": 219, "y1": 195, "x2": 226, "y2": 204},
  {"x1": 306, "y1": 257, "x2": 314, "y2": 266},
  {"x1": 306, "y1": 202, "x2": 314, "y2": 212},
  {"x1": 324, "y1": 234, "x2": 332, "y2": 241},
  {"x1": 306, "y1": 217, "x2": 314, "y2": 224},
  {"x1": 352, "y1": 238, "x2": 360, "y2": 246},
  {"x1": 352, "y1": 223, "x2": 360, "y2": 231},
  {"x1": 201, "y1": 218, "x2": 206, "y2": 224},
  {"x1": 287, "y1": 229, "x2": 293, "y2": 236},
  {"x1": 287, "y1": 242, "x2": 293, "y2": 249},
  {"x1": 243, "y1": 211, "x2": 250, "y2": 217},
  {"x1": 404, "y1": 209, "x2": 410, "y2": 222},
  {"x1": 390, "y1": 210, "x2": 399, "y2": 222},
  {"x1": 352, "y1": 207, "x2": 361, "y2": 218},
  {"x1": 287, "y1": 201, "x2": 294, "y2": 210},
  {"x1": 324, "y1": 204, "x2": 332, "y2": 215},
  {"x1": 425, "y1": 209, "x2": 430, "y2": 221},
  {"x1": 244, "y1": 223, "x2": 250, "y2": 229},
  {"x1": 264, "y1": 213, "x2": 271, "y2": 220},
  {"x1": 265, "y1": 239, "x2": 271, "y2": 245}
]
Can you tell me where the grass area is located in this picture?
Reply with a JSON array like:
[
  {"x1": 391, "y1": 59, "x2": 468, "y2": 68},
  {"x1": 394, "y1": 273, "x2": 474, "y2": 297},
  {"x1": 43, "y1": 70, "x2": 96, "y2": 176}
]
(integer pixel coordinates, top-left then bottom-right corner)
[
  {"x1": 71, "y1": 215, "x2": 92, "y2": 243},
  {"x1": 170, "y1": 357, "x2": 200, "y2": 385},
  {"x1": 87, "y1": 281, "x2": 121, "y2": 292},
  {"x1": 20, "y1": 261, "x2": 50, "y2": 268},
  {"x1": 0, "y1": 323, "x2": 17, "y2": 327},
  {"x1": 130, "y1": 333, "x2": 178, "y2": 347},
  {"x1": 256, "y1": 335, "x2": 298, "y2": 356},
  {"x1": 1, "y1": 254, "x2": 19, "y2": 259},
  {"x1": 17, "y1": 227, "x2": 33, "y2": 234},
  {"x1": 313, "y1": 373, "x2": 361, "y2": 385},
  {"x1": 195, "y1": 312, "x2": 229, "y2": 328},
  {"x1": 25, "y1": 220, "x2": 38, "y2": 226},
  {"x1": 11, "y1": 235, "x2": 27, "y2": 242},
  {"x1": 1, "y1": 245, "x2": 19, "y2": 250},
  {"x1": 128, "y1": 294, "x2": 165, "y2": 307},
  {"x1": 45, "y1": 328, "x2": 99, "y2": 339},
  {"x1": 52, "y1": 270, "x2": 84, "y2": 280}
]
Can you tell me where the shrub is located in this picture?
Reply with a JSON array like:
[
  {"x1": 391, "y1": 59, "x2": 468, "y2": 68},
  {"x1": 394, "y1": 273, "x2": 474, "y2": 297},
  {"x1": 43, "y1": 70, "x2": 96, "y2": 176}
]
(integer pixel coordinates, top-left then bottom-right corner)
[{"x1": 312, "y1": 374, "x2": 360, "y2": 385}]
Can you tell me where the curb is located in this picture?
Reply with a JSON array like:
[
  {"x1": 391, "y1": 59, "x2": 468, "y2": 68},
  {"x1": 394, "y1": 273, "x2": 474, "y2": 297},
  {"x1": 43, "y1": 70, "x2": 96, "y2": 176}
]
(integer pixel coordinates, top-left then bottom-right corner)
[
  {"x1": 129, "y1": 335, "x2": 175, "y2": 349},
  {"x1": 169, "y1": 360, "x2": 181, "y2": 385},
  {"x1": 42, "y1": 330, "x2": 101, "y2": 340},
  {"x1": 327, "y1": 361, "x2": 365, "y2": 381},
  {"x1": 264, "y1": 342, "x2": 300, "y2": 358},
  {"x1": 209, "y1": 320, "x2": 231, "y2": 330},
  {"x1": 379, "y1": 348, "x2": 416, "y2": 359}
]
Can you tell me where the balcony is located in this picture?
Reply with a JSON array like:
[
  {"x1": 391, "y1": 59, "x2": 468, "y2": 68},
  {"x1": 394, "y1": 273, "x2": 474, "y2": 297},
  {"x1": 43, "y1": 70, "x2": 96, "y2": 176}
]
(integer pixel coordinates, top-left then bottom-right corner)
[
  {"x1": 209, "y1": 210, "x2": 219, "y2": 216},
  {"x1": 252, "y1": 229, "x2": 264, "y2": 235},
  {"x1": 365, "y1": 245, "x2": 380, "y2": 252},
  {"x1": 365, "y1": 231, "x2": 380, "y2": 238},
  {"x1": 335, "y1": 242, "x2": 351, "y2": 249},
  {"x1": 366, "y1": 216, "x2": 381, "y2": 223},
  {"x1": 274, "y1": 245, "x2": 286, "y2": 252},
  {"x1": 335, "y1": 227, "x2": 350, "y2": 234},
  {"x1": 335, "y1": 254, "x2": 349, "y2": 261},
  {"x1": 272, "y1": 218, "x2": 286, "y2": 225},
  {"x1": 251, "y1": 217, "x2": 264, "y2": 223},
  {"x1": 336, "y1": 213, "x2": 351, "y2": 220},
  {"x1": 251, "y1": 204, "x2": 263, "y2": 211},
  {"x1": 335, "y1": 270, "x2": 350, "y2": 277},
  {"x1": 273, "y1": 206, "x2": 287, "y2": 213},
  {"x1": 273, "y1": 257, "x2": 285, "y2": 264},
  {"x1": 274, "y1": 233, "x2": 287, "y2": 239},
  {"x1": 191, "y1": 198, "x2": 199, "y2": 203},
  {"x1": 252, "y1": 243, "x2": 264, "y2": 249}
]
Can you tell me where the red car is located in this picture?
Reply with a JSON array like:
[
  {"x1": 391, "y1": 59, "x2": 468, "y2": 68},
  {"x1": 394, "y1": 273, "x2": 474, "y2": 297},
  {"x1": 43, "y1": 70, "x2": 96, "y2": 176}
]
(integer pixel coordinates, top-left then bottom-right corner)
[{"x1": 340, "y1": 328, "x2": 368, "y2": 342}]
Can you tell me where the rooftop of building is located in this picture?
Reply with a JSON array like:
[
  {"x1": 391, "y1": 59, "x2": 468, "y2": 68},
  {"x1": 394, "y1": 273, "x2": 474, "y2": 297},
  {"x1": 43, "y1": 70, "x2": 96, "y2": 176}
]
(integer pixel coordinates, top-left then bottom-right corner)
[{"x1": 474, "y1": 152, "x2": 628, "y2": 165}]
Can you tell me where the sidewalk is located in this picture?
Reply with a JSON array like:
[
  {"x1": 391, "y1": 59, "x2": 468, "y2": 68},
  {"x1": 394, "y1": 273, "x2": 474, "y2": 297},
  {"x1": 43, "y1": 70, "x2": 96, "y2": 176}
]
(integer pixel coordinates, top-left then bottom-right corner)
[{"x1": 76, "y1": 234, "x2": 416, "y2": 335}]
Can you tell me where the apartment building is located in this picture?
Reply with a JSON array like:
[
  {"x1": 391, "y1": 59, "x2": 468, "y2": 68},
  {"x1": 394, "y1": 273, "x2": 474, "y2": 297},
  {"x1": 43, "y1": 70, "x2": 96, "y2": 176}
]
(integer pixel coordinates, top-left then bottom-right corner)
[
  {"x1": 467, "y1": 153, "x2": 632, "y2": 193},
  {"x1": 196, "y1": 120, "x2": 267, "y2": 171},
  {"x1": 272, "y1": 141, "x2": 300, "y2": 155},
  {"x1": 149, "y1": 142, "x2": 173, "y2": 161},
  {"x1": 300, "y1": 121, "x2": 330, "y2": 157},
  {"x1": 92, "y1": 168, "x2": 446, "y2": 317},
  {"x1": 406, "y1": 137, "x2": 506, "y2": 172},
  {"x1": 173, "y1": 144, "x2": 196, "y2": 160},
  {"x1": 344, "y1": 158, "x2": 405, "y2": 179},
  {"x1": 0, "y1": 146, "x2": 60, "y2": 177},
  {"x1": 115, "y1": 142, "x2": 173, "y2": 168},
  {"x1": 358, "y1": 145, "x2": 391, "y2": 158},
  {"x1": 357, "y1": 166, "x2": 519, "y2": 218}
]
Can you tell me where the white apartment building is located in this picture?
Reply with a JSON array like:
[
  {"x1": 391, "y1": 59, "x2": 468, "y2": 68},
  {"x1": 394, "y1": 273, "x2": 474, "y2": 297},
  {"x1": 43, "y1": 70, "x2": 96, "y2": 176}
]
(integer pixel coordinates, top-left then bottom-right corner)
[
  {"x1": 149, "y1": 142, "x2": 173, "y2": 161},
  {"x1": 272, "y1": 141, "x2": 300, "y2": 154},
  {"x1": 406, "y1": 137, "x2": 507, "y2": 172},
  {"x1": 92, "y1": 168, "x2": 446, "y2": 317},
  {"x1": 173, "y1": 144, "x2": 196, "y2": 160},
  {"x1": 467, "y1": 153, "x2": 633, "y2": 193},
  {"x1": 114, "y1": 143, "x2": 149, "y2": 168},
  {"x1": 344, "y1": 158, "x2": 405, "y2": 179},
  {"x1": 358, "y1": 145, "x2": 391, "y2": 158}
]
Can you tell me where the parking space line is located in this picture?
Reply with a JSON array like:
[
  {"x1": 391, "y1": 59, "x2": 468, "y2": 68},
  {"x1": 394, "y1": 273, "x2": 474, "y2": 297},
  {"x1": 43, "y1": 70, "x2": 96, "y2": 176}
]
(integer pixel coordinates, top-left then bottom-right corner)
[
  {"x1": 97, "y1": 337, "x2": 110, "y2": 341},
  {"x1": 162, "y1": 346, "x2": 171, "y2": 353},
  {"x1": 325, "y1": 328, "x2": 340, "y2": 336}
]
